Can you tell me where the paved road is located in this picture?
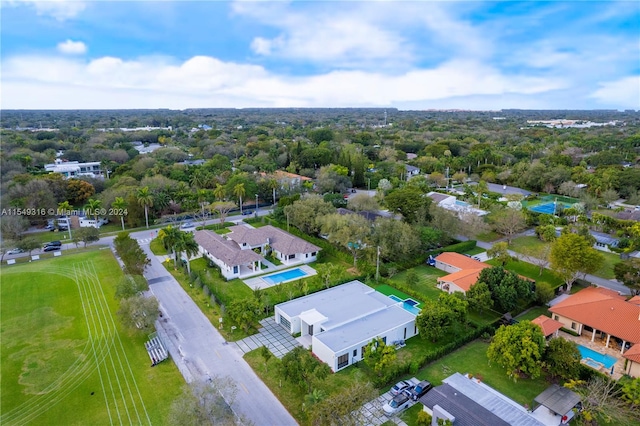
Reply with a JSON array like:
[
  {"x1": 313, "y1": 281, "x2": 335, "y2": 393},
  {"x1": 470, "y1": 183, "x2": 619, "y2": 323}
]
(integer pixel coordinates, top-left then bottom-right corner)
[{"x1": 133, "y1": 227, "x2": 297, "y2": 426}]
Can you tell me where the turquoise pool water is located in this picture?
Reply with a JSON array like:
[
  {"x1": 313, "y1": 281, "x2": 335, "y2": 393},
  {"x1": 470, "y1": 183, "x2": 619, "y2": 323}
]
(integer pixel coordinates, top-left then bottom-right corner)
[
  {"x1": 577, "y1": 344, "x2": 617, "y2": 369},
  {"x1": 388, "y1": 295, "x2": 421, "y2": 315},
  {"x1": 262, "y1": 268, "x2": 307, "y2": 285}
]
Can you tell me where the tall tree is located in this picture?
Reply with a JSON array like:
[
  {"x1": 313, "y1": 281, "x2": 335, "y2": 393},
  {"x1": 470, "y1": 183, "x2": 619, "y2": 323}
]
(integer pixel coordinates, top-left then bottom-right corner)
[
  {"x1": 310, "y1": 380, "x2": 377, "y2": 426},
  {"x1": 84, "y1": 198, "x2": 102, "y2": 224},
  {"x1": 210, "y1": 201, "x2": 236, "y2": 228},
  {"x1": 136, "y1": 186, "x2": 154, "y2": 229},
  {"x1": 487, "y1": 241, "x2": 513, "y2": 266},
  {"x1": 159, "y1": 225, "x2": 183, "y2": 268},
  {"x1": 175, "y1": 231, "x2": 199, "y2": 275},
  {"x1": 117, "y1": 295, "x2": 159, "y2": 333},
  {"x1": 490, "y1": 207, "x2": 526, "y2": 244},
  {"x1": 415, "y1": 300, "x2": 453, "y2": 342},
  {"x1": 465, "y1": 282, "x2": 493, "y2": 313},
  {"x1": 112, "y1": 196, "x2": 127, "y2": 231},
  {"x1": 280, "y1": 346, "x2": 331, "y2": 393},
  {"x1": 550, "y1": 233, "x2": 604, "y2": 292},
  {"x1": 384, "y1": 186, "x2": 432, "y2": 224},
  {"x1": 544, "y1": 337, "x2": 581, "y2": 381},
  {"x1": 565, "y1": 378, "x2": 636, "y2": 425},
  {"x1": 319, "y1": 213, "x2": 371, "y2": 267},
  {"x1": 233, "y1": 183, "x2": 246, "y2": 215},
  {"x1": 167, "y1": 378, "x2": 238, "y2": 426},
  {"x1": 487, "y1": 321, "x2": 546, "y2": 380}
]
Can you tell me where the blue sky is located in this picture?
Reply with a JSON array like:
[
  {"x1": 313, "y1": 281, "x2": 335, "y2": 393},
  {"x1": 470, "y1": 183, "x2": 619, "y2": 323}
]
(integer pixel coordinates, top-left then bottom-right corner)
[{"x1": 1, "y1": 0, "x2": 639, "y2": 110}]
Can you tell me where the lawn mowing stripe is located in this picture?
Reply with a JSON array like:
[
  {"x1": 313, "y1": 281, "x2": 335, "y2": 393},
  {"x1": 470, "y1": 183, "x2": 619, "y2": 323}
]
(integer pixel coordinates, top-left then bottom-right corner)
[
  {"x1": 0, "y1": 266, "x2": 117, "y2": 425},
  {"x1": 78, "y1": 261, "x2": 129, "y2": 426},
  {"x1": 76, "y1": 262, "x2": 116, "y2": 426},
  {"x1": 86, "y1": 261, "x2": 151, "y2": 426}
]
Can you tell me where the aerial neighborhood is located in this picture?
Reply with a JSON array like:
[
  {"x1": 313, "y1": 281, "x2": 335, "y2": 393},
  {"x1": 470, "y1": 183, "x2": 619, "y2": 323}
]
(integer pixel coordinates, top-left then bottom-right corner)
[{"x1": 2, "y1": 108, "x2": 640, "y2": 426}]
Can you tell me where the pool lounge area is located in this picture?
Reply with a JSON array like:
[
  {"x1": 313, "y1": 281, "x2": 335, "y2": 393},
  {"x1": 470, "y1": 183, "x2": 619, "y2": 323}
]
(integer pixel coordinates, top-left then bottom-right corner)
[
  {"x1": 243, "y1": 264, "x2": 317, "y2": 290},
  {"x1": 558, "y1": 330, "x2": 624, "y2": 378}
]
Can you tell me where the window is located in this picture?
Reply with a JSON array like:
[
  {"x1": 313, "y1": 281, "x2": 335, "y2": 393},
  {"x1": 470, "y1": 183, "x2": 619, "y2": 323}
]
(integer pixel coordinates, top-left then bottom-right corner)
[
  {"x1": 289, "y1": 254, "x2": 295, "y2": 259},
  {"x1": 308, "y1": 324, "x2": 314, "y2": 335},
  {"x1": 233, "y1": 265, "x2": 238, "y2": 274},
  {"x1": 571, "y1": 322, "x2": 577, "y2": 330},
  {"x1": 280, "y1": 316, "x2": 291, "y2": 331},
  {"x1": 404, "y1": 328, "x2": 407, "y2": 339},
  {"x1": 414, "y1": 325, "x2": 417, "y2": 334},
  {"x1": 312, "y1": 252, "x2": 317, "y2": 256},
  {"x1": 305, "y1": 253, "x2": 308, "y2": 258},
  {"x1": 353, "y1": 349, "x2": 357, "y2": 357},
  {"x1": 337, "y1": 353, "x2": 349, "y2": 369},
  {"x1": 382, "y1": 337, "x2": 387, "y2": 345},
  {"x1": 553, "y1": 315, "x2": 559, "y2": 321},
  {"x1": 361, "y1": 346, "x2": 367, "y2": 358}
]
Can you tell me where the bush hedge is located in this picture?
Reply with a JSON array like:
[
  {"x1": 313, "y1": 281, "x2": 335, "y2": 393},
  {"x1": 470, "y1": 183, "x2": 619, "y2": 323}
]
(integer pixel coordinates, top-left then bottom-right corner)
[{"x1": 426, "y1": 240, "x2": 477, "y2": 257}]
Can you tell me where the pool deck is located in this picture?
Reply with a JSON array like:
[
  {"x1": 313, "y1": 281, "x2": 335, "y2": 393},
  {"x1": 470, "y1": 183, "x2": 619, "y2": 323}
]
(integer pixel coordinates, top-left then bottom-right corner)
[
  {"x1": 243, "y1": 264, "x2": 317, "y2": 290},
  {"x1": 558, "y1": 330, "x2": 625, "y2": 380}
]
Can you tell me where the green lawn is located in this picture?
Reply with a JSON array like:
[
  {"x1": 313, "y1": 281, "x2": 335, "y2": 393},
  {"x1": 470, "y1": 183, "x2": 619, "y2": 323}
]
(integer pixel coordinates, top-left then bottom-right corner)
[
  {"x1": 515, "y1": 305, "x2": 550, "y2": 322},
  {"x1": 509, "y1": 236, "x2": 619, "y2": 280},
  {"x1": 510, "y1": 236, "x2": 547, "y2": 253},
  {"x1": 386, "y1": 265, "x2": 446, "y2": 301},
  {"x1": 0, "y1": 250, "x2": 184, "y2": 426},
  {"x1": 417, "y1": 341, "x2": 549, "y2": 408},
  {"x1": 487, "y1": 258, "x2": 563, "y2": 288},
  {"x1": 418, "y1": 340, "x2": 548, "y2": 406}
]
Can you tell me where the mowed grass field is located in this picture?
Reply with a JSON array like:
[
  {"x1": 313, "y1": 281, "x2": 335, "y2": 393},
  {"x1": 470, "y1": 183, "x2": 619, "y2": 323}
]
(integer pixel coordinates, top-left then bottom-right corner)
[{"x1": 0, "y1": 250, "x2": 184, "y2": 426}]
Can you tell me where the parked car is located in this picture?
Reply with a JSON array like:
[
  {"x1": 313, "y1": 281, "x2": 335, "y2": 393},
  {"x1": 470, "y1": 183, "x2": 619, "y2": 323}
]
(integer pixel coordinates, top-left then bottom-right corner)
[
  {"x1": 7, "y1": 248, "x2": 24, "y2": 255},
  {"x1": 390, "y1": 380, "x2": 412, "y2": 396},
  {"x1": 43, "y1": 245, "x2": 61, "y2": 252},
  {"x1": 180, "y1": 222, "x2": 195, "y2": 230},
  {"x1": 405, "y1": 380, "x2": 432, "y2": 401},
  {"x1": 383, "y1": 393, "x2": 411, "y2": 416},
  {"x1": 44, "y1": 241, "x2": 62, "y2": 249}
]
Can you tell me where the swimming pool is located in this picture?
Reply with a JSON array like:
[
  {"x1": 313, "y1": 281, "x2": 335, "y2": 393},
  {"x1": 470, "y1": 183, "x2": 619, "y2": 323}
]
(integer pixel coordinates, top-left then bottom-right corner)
[
  {"x1": 262, "y1": 268, "x2": 308, "y2": 285},
  {"x1": 577, "y1": 344, "x2": 617, "y2": 369},
  {"x1": 388, "y1": 295, "x2": 421, "y2": 315}
]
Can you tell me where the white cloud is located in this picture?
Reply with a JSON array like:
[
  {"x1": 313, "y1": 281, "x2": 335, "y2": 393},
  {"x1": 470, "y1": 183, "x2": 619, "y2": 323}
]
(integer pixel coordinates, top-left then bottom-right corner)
[
  {"x1": 7, "y1": 0, "x2": 86, "y2": 20},
  {"x1": 590, "y1": 76, "x2": 640, "y2": 109},
  {"x1": 57, "y1": 39, "x2": 87, "y2": 55},
  {"x1": 1, "y1": 53, "x2": 571, "y2": 109}
]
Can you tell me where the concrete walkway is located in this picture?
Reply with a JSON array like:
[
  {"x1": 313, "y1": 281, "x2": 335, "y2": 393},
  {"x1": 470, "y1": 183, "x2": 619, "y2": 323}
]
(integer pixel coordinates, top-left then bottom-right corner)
[{"x1": 234, "y1": 317, "x2": 300, "y2": 358}]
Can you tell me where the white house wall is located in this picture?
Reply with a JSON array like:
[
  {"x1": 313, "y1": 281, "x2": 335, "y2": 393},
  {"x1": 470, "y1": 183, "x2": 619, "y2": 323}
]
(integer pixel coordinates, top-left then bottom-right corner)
[
  {"x1": 315, "y1": 319, "x2": 418, "y2": 372},
  {"x1": 200, "y1": 247, "x2": 239, "y2": 280}
]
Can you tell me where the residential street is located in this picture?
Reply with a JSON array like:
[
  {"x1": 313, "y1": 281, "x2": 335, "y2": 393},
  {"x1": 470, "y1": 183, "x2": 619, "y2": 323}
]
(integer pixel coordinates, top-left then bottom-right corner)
[{"x1": 133, "y1": 227, "x2": 298, "y2": 426}]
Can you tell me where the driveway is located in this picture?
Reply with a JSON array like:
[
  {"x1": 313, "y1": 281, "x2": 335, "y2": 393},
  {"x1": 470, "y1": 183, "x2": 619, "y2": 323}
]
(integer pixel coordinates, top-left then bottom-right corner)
[{"x1": 134, "y1": 230, "x2": 297, "y2": 426}]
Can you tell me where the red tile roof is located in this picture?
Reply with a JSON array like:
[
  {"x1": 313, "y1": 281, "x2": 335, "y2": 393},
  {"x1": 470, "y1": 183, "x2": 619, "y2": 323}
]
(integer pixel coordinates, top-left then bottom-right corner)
[
  {"x1": 623, "y1": 343, "x2": 640, "y2": 364},
  {"x1": 549, "y1": 287, "x2": 640, "y2": 344},
  {"x1": 531, "y1": 315, "x2": 564, "y2": 337},
  {"x1": 438, "y1": 269, "x2": 485, "y2": 292},
  {"x1": 435, "y1": 252, "x2": 489, "y2": 271},
  {"x1": 435, "y1": 252, "x2": 491, "y2": 292},
  {"x1": 628, "y1": 296, "x2": 640, "y2": 306}
]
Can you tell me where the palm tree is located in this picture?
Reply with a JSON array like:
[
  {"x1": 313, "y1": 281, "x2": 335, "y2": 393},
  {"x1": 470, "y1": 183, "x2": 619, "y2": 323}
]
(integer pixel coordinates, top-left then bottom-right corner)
[
  {"x1": 175, "y1": 231, "x2": 199, "y2": 275},
  {"x1": 158, "y1": 225, "x2": 182, "y2": 268},
  {"x1": 84, "y1": 198, "x2": 102, "y2": 224},
  {"x1": 213, "y1": 183, "x2": 226, "y2": 201},
  {"x1": 268, "y1": 178, "x2": 278, "y2": 206},
  {"x1": 233, "y1": 183, "x2": 246, "y2": 215},
  {"x1": 137, "y1": 186, "x2": 154, "y2": 229},
  {"x1": 476, "y1": 180, "x2": 489, "y2": 208},
  {"x1": 112, "y1": 197, "x2": 127, "y2": 230}
]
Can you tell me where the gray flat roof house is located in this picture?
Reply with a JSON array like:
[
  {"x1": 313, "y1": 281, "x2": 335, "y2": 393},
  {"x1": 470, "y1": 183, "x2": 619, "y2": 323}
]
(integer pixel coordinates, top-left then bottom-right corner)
[{"x1": 275, "y1": 281, "x2": 418, "y2": 372}]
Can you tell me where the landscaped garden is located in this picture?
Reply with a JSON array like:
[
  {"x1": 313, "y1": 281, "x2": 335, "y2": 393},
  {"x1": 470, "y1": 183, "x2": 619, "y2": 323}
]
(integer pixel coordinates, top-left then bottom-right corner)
[{"x1": 0, "y1": 250, "x2": 184, "y2": 425}]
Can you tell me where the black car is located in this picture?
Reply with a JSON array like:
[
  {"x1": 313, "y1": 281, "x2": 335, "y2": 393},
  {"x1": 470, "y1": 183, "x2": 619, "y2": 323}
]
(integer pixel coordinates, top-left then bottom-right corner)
[
  {"x1": 405, "y1": 380, "x2": 432, "y2": 401},
  {"x1": 43, "y1": 245, "x2": 61, "y2": 252},
  {"x1": 44, "y1": 241, "x2": 62, "y2": 249}
]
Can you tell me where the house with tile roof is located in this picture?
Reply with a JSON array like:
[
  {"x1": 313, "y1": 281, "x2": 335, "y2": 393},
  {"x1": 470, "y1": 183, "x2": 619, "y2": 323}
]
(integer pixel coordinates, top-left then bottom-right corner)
[
  {"x1": 622, "y1": 344, "x2": 640, "y2": 377},
  {"x1": 434, "y1": 252, "x2": 491, "y2": 294},
  {"x1": 194, "y1": 225, "x2": 320, "y2": 280},
  {"x1": 548, "y1": 286, "x2": 640, "y2": 377},
  {"x1": 531, "y1": 315, "x2": 564, "y2": 338}
]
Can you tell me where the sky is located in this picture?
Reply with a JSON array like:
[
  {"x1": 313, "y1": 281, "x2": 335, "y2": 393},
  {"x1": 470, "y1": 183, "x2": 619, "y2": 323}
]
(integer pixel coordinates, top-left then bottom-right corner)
[{"x1": 1, "y1": 0, "x2": 639, "y2": 110}]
